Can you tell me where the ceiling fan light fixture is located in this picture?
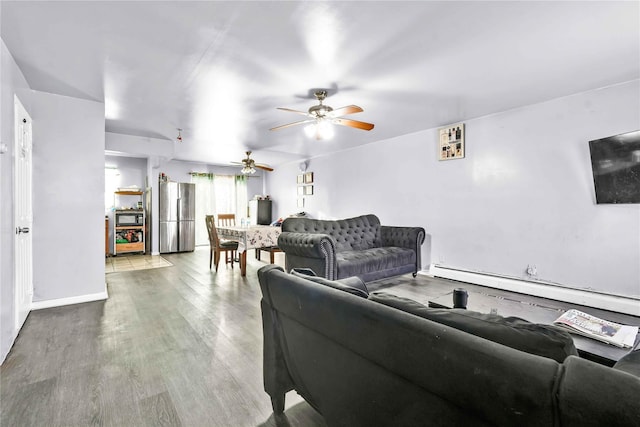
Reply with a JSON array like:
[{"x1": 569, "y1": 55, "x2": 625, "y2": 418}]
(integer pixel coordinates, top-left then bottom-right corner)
[
  {"x1": 305, "y1": 119, "x2": 334, "y2": 140},
  {"x1": 318, "y1": 120, "x2": 334, "y2": 139},
  {"x1": 241, "y1": 165, "x2": 256, "y2": 174}
]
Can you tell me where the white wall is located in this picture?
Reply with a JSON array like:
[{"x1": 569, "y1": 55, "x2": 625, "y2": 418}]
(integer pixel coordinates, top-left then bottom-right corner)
[
  {"x1": 268, "y1": 81, "x2": 640, "y2": 299},
  {"x1": 31, "y1": 91, "x2": 106, "y2": 302},
  {"x1": 0, "y1": 38, "x2": 32, "y2": 362},
  {"x1": 1, "y1": 39, "x2": 105, "y2": 363}
]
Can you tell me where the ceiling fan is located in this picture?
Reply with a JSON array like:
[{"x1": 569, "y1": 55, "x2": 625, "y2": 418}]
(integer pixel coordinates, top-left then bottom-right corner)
[
  {"x1": 231, "y1": 151, "x2": 274, "y2": 174},
  {"x1": 270, "y1": 90, "x2": 374, "y2": 139}
]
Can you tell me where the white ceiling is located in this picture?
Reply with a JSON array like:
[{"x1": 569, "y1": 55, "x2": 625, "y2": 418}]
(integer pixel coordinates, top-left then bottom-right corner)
[{"x1": 2, "y1": 1, "x2": 638, "y2": 168}]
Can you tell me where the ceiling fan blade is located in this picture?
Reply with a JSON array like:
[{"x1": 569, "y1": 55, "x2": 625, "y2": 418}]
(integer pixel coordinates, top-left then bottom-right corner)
[
  {"x1": 333, "y1": 118, "x2": 375, "y2": 131},
  {"x1": 276, "y1": 107, "x2": 310, "y2": 116},
  {"x1": 330, "y1": 105, "x2": 363, "y2": 117},
  {"x1": 255, "y1": 164, "x2": 274, "y2": 172},
  {"x1": 270, "y1": 119, "x2": 315, "y2": 131}
]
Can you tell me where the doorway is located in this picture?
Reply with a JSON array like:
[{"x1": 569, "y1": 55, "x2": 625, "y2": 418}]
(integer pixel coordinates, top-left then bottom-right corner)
[{"x1": 14, "y1": 95, "x2": 33, "y2": 331}]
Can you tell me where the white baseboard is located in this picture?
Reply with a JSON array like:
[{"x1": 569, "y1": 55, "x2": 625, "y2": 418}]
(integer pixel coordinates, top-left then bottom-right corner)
[
  {"x1": 31, "y1": 288, "x2": 109, "y2": 310},
  {"x1": 0, "y1": 330, "x2": 18, "y2": 365},
  {"x1": 422, "y1": 266, "x2": 640, "y2": 316}
]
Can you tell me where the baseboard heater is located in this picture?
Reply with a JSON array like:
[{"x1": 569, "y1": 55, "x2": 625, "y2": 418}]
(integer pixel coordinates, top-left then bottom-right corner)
[{"x1": 422, "y1": 265, "x2": 640, "y2": 317}]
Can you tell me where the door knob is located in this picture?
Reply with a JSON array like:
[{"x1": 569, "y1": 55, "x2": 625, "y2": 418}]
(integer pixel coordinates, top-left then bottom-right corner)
[{"x1": 16, "y1": 226, "x2": 30, "y2": 234}]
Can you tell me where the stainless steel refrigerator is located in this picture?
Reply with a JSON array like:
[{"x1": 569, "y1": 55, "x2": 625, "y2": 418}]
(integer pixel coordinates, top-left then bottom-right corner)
[{"x1": 159, "y1": 182, "x2": 196, "y2": 253}]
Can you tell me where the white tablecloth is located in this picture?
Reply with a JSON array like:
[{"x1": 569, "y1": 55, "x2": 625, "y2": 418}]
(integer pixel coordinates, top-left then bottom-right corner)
[{"x1": 216, "y1": 225, "x2": 281, "y2": 253}]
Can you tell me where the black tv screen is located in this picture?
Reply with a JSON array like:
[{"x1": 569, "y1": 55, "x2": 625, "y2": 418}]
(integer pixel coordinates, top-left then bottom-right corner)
[{"x1": 589, "y1": 130, "x2": 640, "y2": 204}]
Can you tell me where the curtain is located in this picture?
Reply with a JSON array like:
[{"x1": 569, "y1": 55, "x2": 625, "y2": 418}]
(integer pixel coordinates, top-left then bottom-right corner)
[
  {"x1": 191, "y1": 173, "x2": 216, "y2": 246},
  {"x1": 191, "y1": 173, "x2": 248, "y2": 246},
  {"x1": 235, "y1": 175, "x2": 248, "y2": 222},
  {"x1": 214, "y1": 175, "x2": 235, "y2": 215}
]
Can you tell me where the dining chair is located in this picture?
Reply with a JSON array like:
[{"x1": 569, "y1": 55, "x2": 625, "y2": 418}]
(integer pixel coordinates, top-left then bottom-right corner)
[
  {"x1": 205, "y1": 215, "x2": 239, "y2": 272},
  {"x1": 217, "y1": 213, "x2": 236, "y2": 227},
  {"x1": 217, "y1": 213, "x2": 238, "y2": 263}
]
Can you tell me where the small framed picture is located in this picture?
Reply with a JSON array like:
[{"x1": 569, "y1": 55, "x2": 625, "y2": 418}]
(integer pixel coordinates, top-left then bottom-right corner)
[
  {"x1": 296, "y1": 174, "x2": 304, "y2": 184},
  {"x1": 297, "y1": 197, "x2": 305, "y2": 208},
  {"x1": 297, "y1": 186, "x2": 304, "y2": 195},
  {"x1": 438, "y1": 123, "x2": 465, "y2": 161},
  {"x1": 304, "y1": 185, "x2": 314, "y2": 195},
  {"x1": 304, "y1": 172, "x2": 314, "y2": 183}
]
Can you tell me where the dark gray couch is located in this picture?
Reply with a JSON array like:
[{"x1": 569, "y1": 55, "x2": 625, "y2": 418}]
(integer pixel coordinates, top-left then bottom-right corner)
[
  {"x1": 258, "y1": 265, "x2": 640, "y2": 427},
  {"x1": 277, "y1": 214, "x2": 425, "y2": 281}
]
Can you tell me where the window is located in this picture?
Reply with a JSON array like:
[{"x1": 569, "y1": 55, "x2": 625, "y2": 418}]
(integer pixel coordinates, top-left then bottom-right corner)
[{"x1": 191, "y1": 174, "x2": 247, "y2": 246}]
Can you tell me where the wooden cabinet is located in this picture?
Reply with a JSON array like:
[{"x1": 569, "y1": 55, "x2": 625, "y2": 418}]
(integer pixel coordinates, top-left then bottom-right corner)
[
  {"x1": 113, "y1": 191, "x2": 145, "y2": 255},
  {"x1": 114, "y1": 240, "x2": 144, "y2": 253},
  {"x1": 249, "y1": 199, "x2": 272, "y2": 225}
]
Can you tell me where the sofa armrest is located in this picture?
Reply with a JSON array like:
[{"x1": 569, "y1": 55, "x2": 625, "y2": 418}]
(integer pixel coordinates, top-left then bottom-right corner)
[
  {"x1": 613, "y1": 349, "x2": 640, "y2": 377},
  {"x1": 278, "y1": 232, "x2": 336, "y2": 258},
  {"x1": 278, "y1": 232, "x2": 338, "y2": 279},
  {"x1": 381, "y1": 226, "x2": 426, "y2": 272},
  {"x1": 258, "y1": 265, "x2": 295, "y2": 413},
  {"x1": 381, "y1": 226, "x2": 425, "y2": 249}
]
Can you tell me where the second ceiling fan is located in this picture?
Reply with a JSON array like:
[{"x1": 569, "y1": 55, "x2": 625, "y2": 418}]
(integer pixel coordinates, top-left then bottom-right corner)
[
  {"x1": 270, "y1": 90, "x2": 374, "y2": 140},
  {"x1": 231, "y1": 151, "x2": 274, "y2": 174}
]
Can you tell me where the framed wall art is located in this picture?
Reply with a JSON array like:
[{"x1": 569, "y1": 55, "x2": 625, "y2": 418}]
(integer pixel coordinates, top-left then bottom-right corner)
[
  {"x1": 304, "y1": 185, "x2": 314, "y2": 195},
  {"x1": 296, "y1": 174, "x2": 304, "y2": 184},
  {"x1": 439, "y1": 123, "x2": 465, "y2": 160},
  {"x1": 304, "y1": 172, "x2": 314, "y2": 183}
]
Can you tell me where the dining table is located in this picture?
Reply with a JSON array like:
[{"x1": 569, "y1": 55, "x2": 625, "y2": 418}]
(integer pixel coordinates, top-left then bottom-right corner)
[{"x1": 216, "y1": 224, "x2": 281, "y2": 276}]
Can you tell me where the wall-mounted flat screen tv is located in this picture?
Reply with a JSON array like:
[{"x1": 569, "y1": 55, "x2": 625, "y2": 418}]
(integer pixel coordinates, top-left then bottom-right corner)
[{"x1": 589, "y1": 130, "x2": 640, "y2": 204}]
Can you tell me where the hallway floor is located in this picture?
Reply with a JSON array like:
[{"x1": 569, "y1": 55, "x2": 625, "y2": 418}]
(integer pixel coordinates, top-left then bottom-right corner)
[{"x1": 105, "y1": 254, "x2": 172, "y2": 273}]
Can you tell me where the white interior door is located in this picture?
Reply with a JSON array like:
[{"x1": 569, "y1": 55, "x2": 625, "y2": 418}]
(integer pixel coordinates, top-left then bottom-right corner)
[{"x1": 14, "y1": 96, "x2": 33, "y2": 330}]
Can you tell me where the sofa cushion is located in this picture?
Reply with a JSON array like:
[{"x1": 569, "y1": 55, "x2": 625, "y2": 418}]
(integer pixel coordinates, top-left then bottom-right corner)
[
  {"x1": 290, "y1": 268, "x2": 369, "y2": 298},
  {"x1": 369, "y1": 292, "x2": 578, "y2": 363},
  {"x1": 337, "y1": 247, "x2": 416, "y2": 279}
]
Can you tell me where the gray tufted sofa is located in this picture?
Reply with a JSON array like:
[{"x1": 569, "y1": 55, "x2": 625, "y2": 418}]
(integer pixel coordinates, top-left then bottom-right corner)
[{"x1": 277, "y1": 214, "x2": 425, "y2": 282}]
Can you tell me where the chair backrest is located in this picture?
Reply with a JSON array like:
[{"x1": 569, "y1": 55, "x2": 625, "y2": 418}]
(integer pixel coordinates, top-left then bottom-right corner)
[
  {"x1": 205, "y1": 215, "x2": 221, "y2": 247},
  {"x1": 217, "y1": 213, "x2": 236, "y2": 227}
]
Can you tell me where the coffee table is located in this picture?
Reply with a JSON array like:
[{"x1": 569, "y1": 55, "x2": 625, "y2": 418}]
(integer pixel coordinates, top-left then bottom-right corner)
[{"x1": 428, "y1": 290, "x2": 640, "y2": 366}]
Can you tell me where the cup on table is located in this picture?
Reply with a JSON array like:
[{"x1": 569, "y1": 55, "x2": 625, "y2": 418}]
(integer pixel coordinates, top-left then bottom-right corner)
[{"x1": 453, "y1": 288, "x2": 468, "y2": 309}]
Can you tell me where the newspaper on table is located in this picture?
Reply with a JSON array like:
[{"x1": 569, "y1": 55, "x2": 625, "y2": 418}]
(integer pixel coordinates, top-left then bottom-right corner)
[{"x1": 554, "y1": 309, "x2": 639, "y2": 348}]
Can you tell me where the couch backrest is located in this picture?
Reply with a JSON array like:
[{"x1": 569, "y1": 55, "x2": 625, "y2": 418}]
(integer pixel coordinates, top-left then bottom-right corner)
[{"x1": 281, "y1": 214, "x2": 382, "y2": 252}]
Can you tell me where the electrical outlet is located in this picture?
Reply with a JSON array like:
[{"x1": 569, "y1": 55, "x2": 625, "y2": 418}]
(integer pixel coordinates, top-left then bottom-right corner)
[{"x1": 526, "y1": 264, "x2": 537, "y2": 277}]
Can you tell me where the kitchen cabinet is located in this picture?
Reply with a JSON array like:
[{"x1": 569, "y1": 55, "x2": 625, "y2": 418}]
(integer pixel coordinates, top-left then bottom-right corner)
[{"x1": 113, "y1": 191, "x2": 145, "y2": 255}]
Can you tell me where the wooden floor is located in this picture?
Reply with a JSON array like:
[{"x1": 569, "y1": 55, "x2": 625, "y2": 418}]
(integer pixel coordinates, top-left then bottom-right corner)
[{"x1": 0, "y1": 248, "x2": 500, "y2": 426}]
